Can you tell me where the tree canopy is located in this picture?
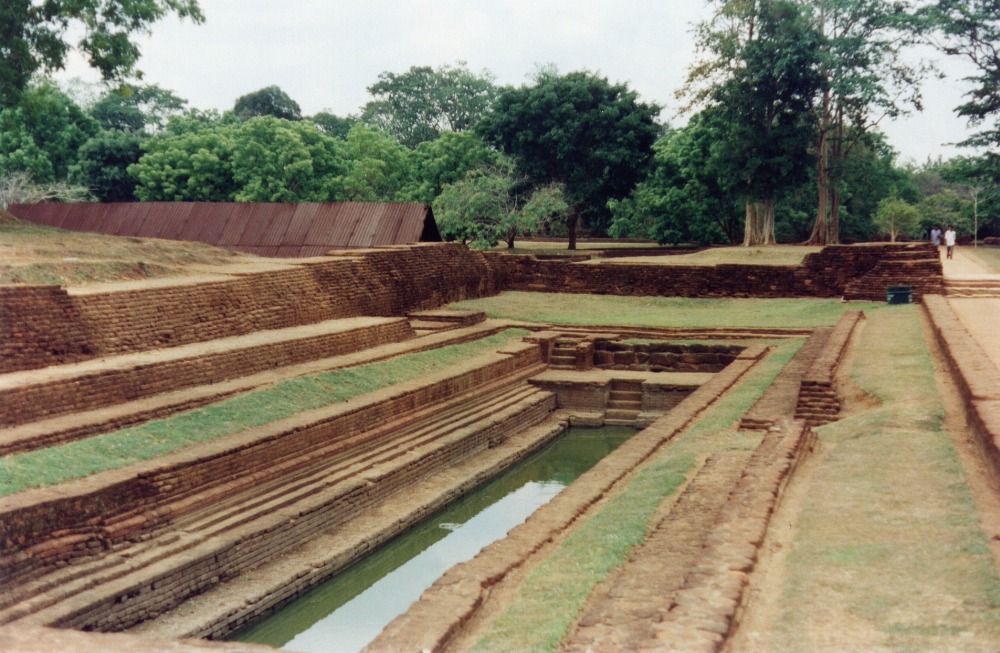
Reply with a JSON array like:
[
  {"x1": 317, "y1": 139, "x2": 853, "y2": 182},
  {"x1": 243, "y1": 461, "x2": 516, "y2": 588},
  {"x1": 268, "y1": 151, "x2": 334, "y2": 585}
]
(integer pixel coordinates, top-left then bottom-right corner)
[
  {"x1": 361, "y1": 62, "x2": 500, "y2": 148},
  {"x1": 477, "y1": 70, "x2": 660, "y2": 248},
  {"x1": 0, "y1": 0, "x2": 203, "y2": 107}
]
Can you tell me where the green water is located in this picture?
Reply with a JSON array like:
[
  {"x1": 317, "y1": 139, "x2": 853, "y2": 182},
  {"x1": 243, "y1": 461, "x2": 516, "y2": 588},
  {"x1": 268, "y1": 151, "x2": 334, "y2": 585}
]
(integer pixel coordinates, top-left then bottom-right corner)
[{"x1": 231, "y1": 425, "x2": 635, "y2": 653}]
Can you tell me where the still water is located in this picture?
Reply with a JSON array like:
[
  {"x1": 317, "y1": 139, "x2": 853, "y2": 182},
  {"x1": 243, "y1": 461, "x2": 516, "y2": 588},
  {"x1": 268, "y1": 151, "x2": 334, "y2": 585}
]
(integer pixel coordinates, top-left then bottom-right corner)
[{"x1": 231, "y1": 424, "x2": 636, "y2": 653}]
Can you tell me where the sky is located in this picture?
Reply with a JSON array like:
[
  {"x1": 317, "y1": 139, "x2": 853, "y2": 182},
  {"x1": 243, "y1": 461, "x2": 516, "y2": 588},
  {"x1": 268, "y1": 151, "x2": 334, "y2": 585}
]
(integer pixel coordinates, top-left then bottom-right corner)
[{"x1": 57, "y1": 0, "x2": 984, "y2": 165}]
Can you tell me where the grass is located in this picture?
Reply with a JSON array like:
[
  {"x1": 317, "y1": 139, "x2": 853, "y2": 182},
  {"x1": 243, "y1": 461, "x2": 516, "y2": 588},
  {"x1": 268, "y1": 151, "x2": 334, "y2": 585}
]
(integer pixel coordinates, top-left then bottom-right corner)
[
  {"x1": 580, "y1": 245, "x2": 823, "y2": 267},
  {"x1": 451, "y1": 291, "x2": 881, "y2": 329},
  {"x1": 0, "y1": 220, "x2": 260, "y2": 285},
  {"x1": 0, "y1": 330, "x2": 529, "y2": 497},
  {"x1": 770, "y1": 305, "x2": 1000, "y2": 650},
  {"x1": 472, "y1": 339, "x2": 802, "y2": 652}
]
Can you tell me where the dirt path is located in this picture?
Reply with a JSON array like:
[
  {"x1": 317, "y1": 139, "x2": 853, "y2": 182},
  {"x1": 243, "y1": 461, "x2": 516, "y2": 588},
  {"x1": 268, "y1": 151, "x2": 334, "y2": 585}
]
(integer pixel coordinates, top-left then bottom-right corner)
[{"x1": 941, "y1": 247, "x2": 1000, "y2": 371}]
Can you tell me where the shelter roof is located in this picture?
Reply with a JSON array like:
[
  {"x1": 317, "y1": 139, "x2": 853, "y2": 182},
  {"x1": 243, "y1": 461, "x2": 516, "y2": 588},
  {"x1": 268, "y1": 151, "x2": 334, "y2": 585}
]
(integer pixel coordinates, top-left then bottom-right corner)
[{"x1": 8, "y1": 202, "x2": 442, "y2": 257}]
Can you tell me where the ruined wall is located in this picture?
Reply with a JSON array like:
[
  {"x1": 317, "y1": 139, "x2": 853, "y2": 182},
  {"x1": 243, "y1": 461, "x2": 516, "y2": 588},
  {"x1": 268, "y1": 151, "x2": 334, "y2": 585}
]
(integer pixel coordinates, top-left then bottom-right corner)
[
  {"x1": 486, "y1": 243, "x2": 943, "y2": 301},
  {"x1": 0, "y1": 243, "x2": 498, "y2": 375}
]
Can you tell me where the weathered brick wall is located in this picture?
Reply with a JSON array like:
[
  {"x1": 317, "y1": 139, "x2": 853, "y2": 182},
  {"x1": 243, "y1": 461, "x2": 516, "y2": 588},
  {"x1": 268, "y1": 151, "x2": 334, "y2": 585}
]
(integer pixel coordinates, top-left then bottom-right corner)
[
  {"x1": 593, "y1": 341, "x2": 743, "y2": 372},
  {"x1": 0, "y1": 244, "x2": 499, "y2": 375},
  {"x1": 0, "y1": 319, "x2": 413, "y2": 429},
  {"x1": 486, "y1": 243, "x2": 943, "y2": 300},
  {"x1": 0, "y1": 345, "x2": 543, "y2": 571},
  {"x1": 0, "y1": 286, "x2": 95, "y2": 373}
]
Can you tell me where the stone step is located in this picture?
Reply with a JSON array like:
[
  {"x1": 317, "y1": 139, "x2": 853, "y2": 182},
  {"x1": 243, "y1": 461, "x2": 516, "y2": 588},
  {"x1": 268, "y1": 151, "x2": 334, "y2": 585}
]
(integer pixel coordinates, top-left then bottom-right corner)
[{"x1": 0, "y1": 382, "x2": 558, "y2": 629}]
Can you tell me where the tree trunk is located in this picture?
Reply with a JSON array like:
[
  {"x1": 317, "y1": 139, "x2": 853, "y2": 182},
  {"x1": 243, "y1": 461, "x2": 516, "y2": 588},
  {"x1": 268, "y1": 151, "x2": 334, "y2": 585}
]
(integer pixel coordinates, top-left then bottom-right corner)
[
  {"x1": 825, "y1": 105, "x2": 844, "y2": 245},
  {"x1": 743, "y1": 200, "x2": 776, "y2": 246},
  {"x1": 808, "y1": 90, "x2": 831, "y2": 245},
  {"x1": 567, "y1": 214, "x2": 578, "y2": 250}
]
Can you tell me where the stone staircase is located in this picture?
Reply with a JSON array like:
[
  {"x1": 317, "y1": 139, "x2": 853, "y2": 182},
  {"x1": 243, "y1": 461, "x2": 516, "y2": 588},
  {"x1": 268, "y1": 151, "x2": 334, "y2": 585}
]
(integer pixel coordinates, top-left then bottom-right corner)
[
  {"x1": 605, "y1": 379, "x2": 643, "y2": 423},
  {"x1": 406, "y1": 309, "x2": 486, "y2": 335},
  {"x1": 549, "y1": 335, "x2": 585, "y2": 369},
  {"x1": 841, "y1": 246, "x2": 943, "y2": 302},
  {"x1": 0, "y1": 362, "x2": 556, "y2": 633},
  {"x1": 944, "y1": 277, "x2": 1000, "y2": 298}
]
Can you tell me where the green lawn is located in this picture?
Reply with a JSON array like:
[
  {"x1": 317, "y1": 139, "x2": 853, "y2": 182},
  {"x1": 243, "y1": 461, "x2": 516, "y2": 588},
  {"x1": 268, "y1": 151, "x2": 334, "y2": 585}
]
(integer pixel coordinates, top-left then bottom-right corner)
[
  {"x1": 0, "y1": 330, "x2": 529, "y2": 497},
  {"x1": 451, "y1": 292, "x2": 881, "y2": 329}
]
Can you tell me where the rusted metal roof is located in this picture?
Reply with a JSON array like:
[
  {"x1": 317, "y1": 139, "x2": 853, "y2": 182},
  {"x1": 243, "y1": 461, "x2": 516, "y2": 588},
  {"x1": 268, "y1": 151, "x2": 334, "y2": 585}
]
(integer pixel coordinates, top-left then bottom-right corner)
[{"x1": 8, "y1": 202, "x2": 441, "y2": 257}]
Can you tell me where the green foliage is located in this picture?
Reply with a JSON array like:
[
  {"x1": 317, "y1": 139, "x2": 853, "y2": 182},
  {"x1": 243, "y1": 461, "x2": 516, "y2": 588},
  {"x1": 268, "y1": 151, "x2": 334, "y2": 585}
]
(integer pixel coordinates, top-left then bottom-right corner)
[
  {"x1": 0, "y1": 82, "x2": 97, "y2": 182},
  {"x1": 0, "y1": 330, "x2": 529, "y2": 496},
  {"x1": 0, "y1": 0, "x2": 203, "y2": 106},
  {"x1": 230, "y1": 117, "x2": 342, "y2": 202},
  {"x1": 478, "y1": 70, "x2": 660, "y2": 244},
  {"x1": 308, "y1": 112, "x2": 357, "y2": 139},
  {"x1": 922, "y1": 0, "x2": 1000, "y2": 149},
  {"x1": 129, "y1": 117, "x2": 239, "y2": 201},
  {"x1": 405, "y1": 131, "x2": 495, "y2": 203},
  {"x1": 873, "y1": 196, "x2": 922, "y2": 241},
  {"x1": 69, "y1": 130, "x2": 146, "y2": 201},
  {"x1": 334, "y1": 124, "x2": 415, "y2": 201},
  {"x1": 361, "y1": 62, "x2": 500, "y2": 148},
  {"x1": 233, "y1": 85, "x2": 303, "y2": 122},
  {"x1": 609, "y1": 115, "x2": 743, "y2": 245},
  {"x1": 434, "y1": 157, "x2": 568, "y2": 248},
  {"x1": 89, "y1": 84, "x2": 188, "y2": 132}
]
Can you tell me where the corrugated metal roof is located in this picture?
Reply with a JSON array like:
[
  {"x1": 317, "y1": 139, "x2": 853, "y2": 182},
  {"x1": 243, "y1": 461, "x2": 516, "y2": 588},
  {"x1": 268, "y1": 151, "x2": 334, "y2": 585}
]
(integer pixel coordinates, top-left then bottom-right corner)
[{"x1": 8, "y1": 202, "x2": 440, "y2": 257}]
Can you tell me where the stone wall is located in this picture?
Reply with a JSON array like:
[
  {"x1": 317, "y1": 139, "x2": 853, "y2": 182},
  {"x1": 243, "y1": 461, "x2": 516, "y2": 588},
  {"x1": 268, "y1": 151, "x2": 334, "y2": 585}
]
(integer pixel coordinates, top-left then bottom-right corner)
[
  {"x1": 486, "y1": 243, "x2": 943, "y2": 301},
  {"x1": 0, "y1": 243, "x2": 498, "y2": 375},
  {"x1": 923, "y1": 296, "x2": 1000, "y2": 482},
  {"x1": 0, "y1": 345, "x2": 543, "y2": 570},
  {"x1": 593, "y1": 340, "x2": 743, "y2": 372}
]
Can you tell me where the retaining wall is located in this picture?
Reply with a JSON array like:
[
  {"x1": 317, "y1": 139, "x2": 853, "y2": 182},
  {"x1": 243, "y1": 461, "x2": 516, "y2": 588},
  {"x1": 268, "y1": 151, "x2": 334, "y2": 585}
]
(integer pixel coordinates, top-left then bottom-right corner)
[
  {"x1": 0, "y1": 243, "x2": 498, "y2": 375},
  {"x1": 0, "y1": 344, "x2": 543, "y2": 572},
  {"x1": 0, "y1": 318, "x2": 414, "y2": 428},
  {"x1": 486, "y1": 243, "x2": 942, "y2": 301},
  {"x1": 923, "y1": 296, "x2": 1000, "y2": 482}
]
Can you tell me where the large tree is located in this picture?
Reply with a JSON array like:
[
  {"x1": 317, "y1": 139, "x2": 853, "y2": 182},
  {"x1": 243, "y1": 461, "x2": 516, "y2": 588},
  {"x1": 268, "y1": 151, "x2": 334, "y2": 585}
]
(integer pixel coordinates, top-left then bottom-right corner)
[
  {"x1": 232, "y1": 86, "x2": 302, "y2": 122},
  {"x1": 1, "y1": 0, "x2": 203, "y2": 107},
  {"x1": 477, "y1": 70, "x2": 660, "y2": 249},
  {"x1": 687, "y1": 0, "x2": 825, "y2": 245},
  {"x1": 805, "y1": 0, "x2": 928, "y2": 244},
  {"x1": 923, "y1": 0, "x2": 1000, "y2": 159},
  {"x1": 89, "y1": 84, "x2": 187, "y2": 132},
  {"x1": 361, "y1": 62, "x2": 500, "y2": 148}
]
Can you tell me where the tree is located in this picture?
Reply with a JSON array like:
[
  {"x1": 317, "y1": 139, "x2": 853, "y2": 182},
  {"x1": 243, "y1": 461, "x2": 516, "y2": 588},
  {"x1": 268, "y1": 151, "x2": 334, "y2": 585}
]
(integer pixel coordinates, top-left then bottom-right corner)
[
  {"x1": 0, "y1": 171, "x2": 89, "y2": 209},
  {"x1": 0, "y1": 82, "x2": 97, "y2": 181},
  {"x1": 687, "y1": 0, "x2": 825, "y2": 245},
  {"x1": 433, "y1": 157, "x2": 567, "y2": 248},
  {"x1": 232, "y1": 86, "x2": 303, "y2": 122},
  {"x1": 70, "y1": 130, "x2": 145, "y2": 201},
  {"x1": 332, "y1": 124, "x2": 415, "y2": 202},
  {"x1": 478, "y1": 71, "x2": 660, "y2": 249},
  {"x1": 404, "y1": 131, "x2": 495, "y2": 203},
  {"x1": 922, "y1": 0, "x2": 1000, "y2": 153},
  {"x1": 309, "y1": 112, "x2": 357, "y2": 139},
  {"x1": 89, "y1": 84, "x2": 187, "y2": 132},
  {"x1": 129, "y1": 118, "x2": 239, "y2": 201},
  {"x1": 608, "y1": 115, "x2": 743, "y2": 245},
  {"x1": 1, "y1": 0, "x2": 203, "y2": 107},
  {"x1": 805, "y1": 0, "x2": 929, "y2": 245},
  {"x1": 362, "y1": 62, "x2": 500, "y2": 148},
  {"x1": 873, "y1": 196, "x2": 922, "y2": 241},
  {"x1": 230, "y1": 117, "x2": 342, "y2": 202}
]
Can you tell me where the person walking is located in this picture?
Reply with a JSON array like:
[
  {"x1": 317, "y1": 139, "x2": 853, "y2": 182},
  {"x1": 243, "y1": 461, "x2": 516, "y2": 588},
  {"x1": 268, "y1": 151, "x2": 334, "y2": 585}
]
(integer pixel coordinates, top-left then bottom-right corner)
[
  {"x1": 931, "y1": 225, "x2": 942, "y2": 246},
  {"x1": 944, "y1": 226, "x2": 957, "y2": 259}
]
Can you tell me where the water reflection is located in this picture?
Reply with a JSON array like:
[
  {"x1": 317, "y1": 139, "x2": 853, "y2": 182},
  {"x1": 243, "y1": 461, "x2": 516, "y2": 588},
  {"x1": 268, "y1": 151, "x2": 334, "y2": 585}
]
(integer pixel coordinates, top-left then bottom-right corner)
[{"x1": 233, "y1": 425, "x2": 634, "y2": 652}]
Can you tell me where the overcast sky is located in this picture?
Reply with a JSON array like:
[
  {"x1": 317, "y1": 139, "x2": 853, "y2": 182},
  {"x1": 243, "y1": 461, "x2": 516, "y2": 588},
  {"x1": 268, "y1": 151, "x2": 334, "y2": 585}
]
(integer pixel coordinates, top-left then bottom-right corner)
[{"x1": 59, "y1": 0, "x2": 983, "y2": 165}]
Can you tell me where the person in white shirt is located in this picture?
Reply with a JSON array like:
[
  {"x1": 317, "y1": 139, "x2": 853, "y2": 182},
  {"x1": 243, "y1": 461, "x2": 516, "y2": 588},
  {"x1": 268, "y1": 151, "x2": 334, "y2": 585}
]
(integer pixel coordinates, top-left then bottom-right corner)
[{"x1": 944, "y1": 226, "x2": 956, "y2": 259}]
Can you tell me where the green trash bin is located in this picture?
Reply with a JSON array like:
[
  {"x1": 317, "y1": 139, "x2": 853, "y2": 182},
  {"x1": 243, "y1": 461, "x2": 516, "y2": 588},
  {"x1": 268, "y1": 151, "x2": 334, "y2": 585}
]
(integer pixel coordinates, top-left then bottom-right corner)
[{"x1": 886, "y1": 286, "x2": 912, "y2": 304}]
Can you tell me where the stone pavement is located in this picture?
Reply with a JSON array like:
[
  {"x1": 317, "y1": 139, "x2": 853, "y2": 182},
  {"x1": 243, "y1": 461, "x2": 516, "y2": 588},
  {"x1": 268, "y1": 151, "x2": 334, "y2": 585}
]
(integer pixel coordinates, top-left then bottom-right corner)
[{"x1": 941, "y1": 247, "x2": 1000, "y2": 370}]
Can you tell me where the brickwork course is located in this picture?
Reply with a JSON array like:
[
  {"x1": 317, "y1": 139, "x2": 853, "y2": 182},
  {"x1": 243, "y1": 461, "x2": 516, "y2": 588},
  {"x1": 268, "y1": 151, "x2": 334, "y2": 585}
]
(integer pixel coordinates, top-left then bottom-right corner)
[{"x1": 3, "y1": 231, "x2": 998, "y2": 653}]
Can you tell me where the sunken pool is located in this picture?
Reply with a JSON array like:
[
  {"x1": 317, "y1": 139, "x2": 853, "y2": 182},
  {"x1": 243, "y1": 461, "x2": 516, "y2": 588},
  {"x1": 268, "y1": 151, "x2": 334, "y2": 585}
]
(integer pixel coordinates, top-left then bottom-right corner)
[{"x1": 231, "y1": 424, "x2": 636, "y2": 652}]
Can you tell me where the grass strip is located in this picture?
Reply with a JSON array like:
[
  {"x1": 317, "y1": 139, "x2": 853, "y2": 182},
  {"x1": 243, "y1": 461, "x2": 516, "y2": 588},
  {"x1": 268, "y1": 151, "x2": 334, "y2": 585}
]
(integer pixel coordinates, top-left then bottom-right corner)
[
  {"x1": 472, "y1": 339, "x2": 801, "y2": 652},
  {"x1": 451, "y1": 292, "x2": 880, "y2": 329},
  {"x1": 0, "y1": 330, "x2": 529, "y2": 497},
  {"x1": 772, "y1": 305, "x2": 1000, "y2": 650}
]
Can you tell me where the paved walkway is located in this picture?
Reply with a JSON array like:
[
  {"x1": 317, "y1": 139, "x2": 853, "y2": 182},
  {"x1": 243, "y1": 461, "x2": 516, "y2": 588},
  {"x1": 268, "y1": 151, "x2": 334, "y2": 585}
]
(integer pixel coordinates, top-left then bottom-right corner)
[{"x1": 941, "y1": 247, "x2": 1000, "y2": 371}]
